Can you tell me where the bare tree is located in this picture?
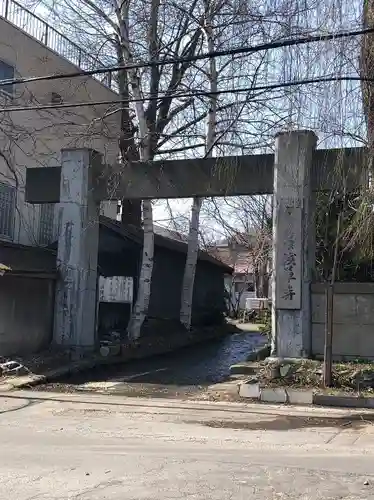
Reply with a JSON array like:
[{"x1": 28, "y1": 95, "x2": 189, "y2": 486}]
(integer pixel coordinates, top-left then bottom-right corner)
[
  {"x1": 29, "y1": 0, "x2": 209, "y2": 338},
  {"x1": 25, "y1": 0, "x2": 369, "y2": 338},
  {"x1": 202, "y1": 195, "x2": 272, "y2": 300},
  {"x1": 180, "y1": 0, "x2": 218, "y2": 329}
]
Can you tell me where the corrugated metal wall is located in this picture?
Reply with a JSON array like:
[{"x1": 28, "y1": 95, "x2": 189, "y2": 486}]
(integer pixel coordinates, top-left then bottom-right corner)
[{"x1": 0, "y1": 275, "x2": 54, "y2": 356}]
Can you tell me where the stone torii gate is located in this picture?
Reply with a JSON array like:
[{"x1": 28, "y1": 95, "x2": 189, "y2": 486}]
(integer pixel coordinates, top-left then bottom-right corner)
[{"x1": 25, "y1": 130, "x2": 364, "y2": 358}]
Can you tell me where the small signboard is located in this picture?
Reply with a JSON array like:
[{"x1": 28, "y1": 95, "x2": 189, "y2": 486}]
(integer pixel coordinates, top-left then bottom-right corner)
[{"x1": 99, "y1": 276, "x2": 133, "y2": 304}]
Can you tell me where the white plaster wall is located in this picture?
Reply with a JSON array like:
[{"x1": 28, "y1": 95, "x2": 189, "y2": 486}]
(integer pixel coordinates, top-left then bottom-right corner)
[{"x1": 0, "y1": 17, "x2": 120, "y2": 246}]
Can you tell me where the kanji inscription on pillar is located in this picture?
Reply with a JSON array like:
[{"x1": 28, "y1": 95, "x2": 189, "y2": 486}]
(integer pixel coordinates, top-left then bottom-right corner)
[{"x1": 275, "y1": 201, "x2": 302, "y2": 309}]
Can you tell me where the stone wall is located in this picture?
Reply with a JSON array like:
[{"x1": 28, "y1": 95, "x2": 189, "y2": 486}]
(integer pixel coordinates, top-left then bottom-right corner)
[{"x1": 311, "y1": 283, "x2": 374, "y2": 360}]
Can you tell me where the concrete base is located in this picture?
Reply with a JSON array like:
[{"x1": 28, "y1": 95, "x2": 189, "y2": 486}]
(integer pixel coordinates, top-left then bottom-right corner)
[
  {"x1": 237, "y1": 383, "x2": 374, "y2": 409},
  {"x1": 261, "y1": 387, "x2": 287, "y2": 403},
  {"x1": 237, "y1": 383, "x2": 313, "y2": 406},
  {"x1": 314, "y1": 394, "x2": 374, "y2": 409},
  {"x1": 265, "y1": 356, "x2": 309, "y2": 364},
  {"x1": 286, "y1": 388, "x2": 313, "y2": 405},
  {"x1": 230, "y1": 362, "x2": 260, "y2": 376},
  {"x1": 238, "y1": 383, "x2": 260, "y2": 399}
]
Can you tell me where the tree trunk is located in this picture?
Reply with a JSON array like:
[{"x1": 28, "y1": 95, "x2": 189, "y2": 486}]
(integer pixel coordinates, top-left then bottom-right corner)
[
  {"x1": 180, "y1": 5, "x2": 217, "y2": 329},
  {"x1": 121, "y1": 199, "x2": 142, "y2": 226},
  {"x1": 254, "y1": 260, "x2": 269, "y2": 298},
  {"x1": 362, "y1": 0, "x2": 374, "y2": 157},
  {"x1": 115, "y1": 3, "x2": 156, "y2": 340},
  {"x1": 116, "y1": 41, "x2": 142, "y2": 228},
  {"x1": 180, "y1": 196, "x2": 203, "y2": 327},
  {"x1": 127, "y1": 198, "x2": 154, "y2": 339}
]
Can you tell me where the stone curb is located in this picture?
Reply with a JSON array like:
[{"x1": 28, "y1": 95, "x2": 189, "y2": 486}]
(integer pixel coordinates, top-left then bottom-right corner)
[
  {"x1": 229, "y1": 344, "x2": 269, "y2": 376},
  {"x1": 2, "y1": 360, "x2": 97, "y2": 391},
  {"x1": 230, "y1": 363, "x2": 259, "y2": 375},
  {"x1": 314, "y1": 394, "x2": 374, "y2": 409},
  {"x1": 245, "y1": 344, "x2": 270, "y2": 362},
  {"x1": 238, "y1": 382, "x2": 374, "y2": 408}
]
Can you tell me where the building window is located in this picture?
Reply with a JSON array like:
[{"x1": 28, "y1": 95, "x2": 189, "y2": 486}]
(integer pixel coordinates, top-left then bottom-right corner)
[
  {"x1": 38, "y1": 203, "x2": 55, "y2": 245},
  {"x1": 0, "y1": 60, "x2": 14, "y2": 96},
  {"x1": 0, "y1": 182, "x2": 15, "y2": 239}
]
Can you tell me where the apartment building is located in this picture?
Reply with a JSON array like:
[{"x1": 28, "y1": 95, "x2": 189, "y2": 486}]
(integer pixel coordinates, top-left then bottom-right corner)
[{"x1": 0, "y1": 0, "x2": 120, "y2": 247}]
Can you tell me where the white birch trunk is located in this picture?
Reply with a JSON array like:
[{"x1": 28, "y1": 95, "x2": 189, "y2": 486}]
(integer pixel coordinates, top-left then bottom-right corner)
[
  {"x1": 127, "y1": 198, "x2": 154, "y2": 339},
  {"x1": 180, "y1": 196, "x2": 203, "y2": 328},
  {"x1": 127, "y1": 133, "x2": 154, "y2": 340},
  {"x1": 126, "y1": 142, "x2": 154, "y2": 340},
  {"x1": 115, "y1": 2, "x2": 155, "y2": 339},
  {"x1": 180, "y1": 7, "x2": 217, "y2": 329}
]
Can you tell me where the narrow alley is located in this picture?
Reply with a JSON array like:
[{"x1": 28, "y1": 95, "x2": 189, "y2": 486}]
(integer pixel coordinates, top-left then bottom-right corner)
[{"x1": 34, "y1": 330, "x2": 265, "y2": 399}]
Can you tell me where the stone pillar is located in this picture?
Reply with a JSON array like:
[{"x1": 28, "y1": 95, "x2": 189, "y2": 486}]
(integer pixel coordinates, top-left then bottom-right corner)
[
  {"x1": 271, "y1": 130, "x2": 317, "y2": 358},
  {"x1": 54, "y1": 149, "x2": 100, "y2": 353}
]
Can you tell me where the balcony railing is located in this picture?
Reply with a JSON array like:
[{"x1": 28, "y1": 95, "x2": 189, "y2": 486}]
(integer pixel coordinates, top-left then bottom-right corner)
[{"x1": 0, "y1": 0, "x2": 115, "y2": 90}]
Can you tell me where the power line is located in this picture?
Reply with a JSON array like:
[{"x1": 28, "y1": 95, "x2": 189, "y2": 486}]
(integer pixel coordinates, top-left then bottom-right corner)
[
  {"x1": 0, "y1": 26, "x2": 372, "y2": 88},
  {"x1": 0, "y1": 76, "x2": 368, "y2": 114}
]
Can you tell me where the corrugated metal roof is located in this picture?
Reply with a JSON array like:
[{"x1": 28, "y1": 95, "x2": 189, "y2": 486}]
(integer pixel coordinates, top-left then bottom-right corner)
[
  {"x1": 0, "y1": 217, "x2": 233, "y2": 275},
  {"x1": 0, "y1": 240, "x2": 57, "y2": 274},
  {"x1": 153, "y1": 225, "x2": 188, "y2": 243},
  {"x1": 100, "y1": 217, "x2": 233, "y2": 273}
]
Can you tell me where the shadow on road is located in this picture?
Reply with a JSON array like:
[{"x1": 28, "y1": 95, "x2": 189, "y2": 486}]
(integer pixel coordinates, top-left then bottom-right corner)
[
  {"x1": 0, "y1": 397, "x2": 41, "y2": 415},
  {"x1": 2, "y1": 392, "x2": 374, "y2": 432},
  {"x1": 192, "y1": 414, "x2": 374, "y2": 431}
]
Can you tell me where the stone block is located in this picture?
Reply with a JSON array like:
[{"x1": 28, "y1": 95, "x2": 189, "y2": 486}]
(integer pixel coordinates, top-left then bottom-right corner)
[
  {"x1": 238, "y1": 383, "x2": 260, "y2": 399},
  {"x1": 356, "y1": 295, "x2": 374, "y2": 324},
  {"x1": 333, "y1": 294, "x2": 357, "y2": 324},
  {"x1": 311, "y1": 293, "x2": 325, "y2": 324},
  {"x1": 230, "y1": 362, "x2": 260, "y2": 375},
  {"x1": 285, "y1": 388, "x2": 313, "y2": 405},
  {"x1": 1, "y1": 361, "x2": 19, "y2": 371},
  {"x1": 260, "y1": 387, "x2": 287, "y2": 403},
  {"x1": 246, "y1": 344, "x2": 270, "y2": 362},
  {"x1": 280, "y1": 364, "x2": 291, "y2": 377},
  {"x1": 311, "y1": 323, "x2": 324, "y2": 356},
  {"x1": 333, "y1": 325, "x2": 369, "y2": 358},
  {"x1": 0, "y1": 361, "x2": 28, "y2": 377},
  {"x1": 312, "y1": 323, "x2": 374, "y2": 360}
]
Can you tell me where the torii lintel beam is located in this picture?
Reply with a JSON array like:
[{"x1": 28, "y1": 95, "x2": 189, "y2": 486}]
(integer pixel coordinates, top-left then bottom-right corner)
[{"x1": 25, "y1": 147, "x2": 365, "y2": 204}]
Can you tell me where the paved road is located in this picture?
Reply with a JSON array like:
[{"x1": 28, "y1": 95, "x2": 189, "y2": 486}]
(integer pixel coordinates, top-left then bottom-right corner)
[
  {"x1": 35, "y1": 330, "x2": 265, "y2": 398},
  {"x1": 1, "y1": 390, "x2": 374, "y2": 499}
]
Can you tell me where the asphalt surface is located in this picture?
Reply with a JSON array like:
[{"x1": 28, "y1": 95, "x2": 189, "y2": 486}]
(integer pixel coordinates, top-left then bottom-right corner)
[
  {"x1": 34, "y1": 331, "x2": 265, "y2": 398},
  {"x1": 1, "y1": 390, "x2": 374, "y2": 499}
]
